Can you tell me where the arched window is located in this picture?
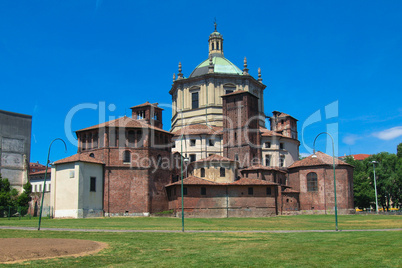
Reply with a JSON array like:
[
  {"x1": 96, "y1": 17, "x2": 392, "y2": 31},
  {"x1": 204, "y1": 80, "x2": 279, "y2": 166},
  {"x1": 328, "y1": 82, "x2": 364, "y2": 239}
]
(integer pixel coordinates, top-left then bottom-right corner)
[
  {"x1": 200, "y1": 168, "x2": 205, "y2": 177},
  {"x1": 307, "y1": 172, "x2": 318, "y2": 192},
  {"x1": 123, "y1": 150, "x2": 131, "y2": 163}
]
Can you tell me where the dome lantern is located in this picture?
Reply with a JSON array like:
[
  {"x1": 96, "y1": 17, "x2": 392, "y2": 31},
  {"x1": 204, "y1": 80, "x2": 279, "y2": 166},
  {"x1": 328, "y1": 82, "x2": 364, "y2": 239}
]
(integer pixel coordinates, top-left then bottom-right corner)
[{"x1": 208, "y1": 22, "x2": 223, "y2": 56}]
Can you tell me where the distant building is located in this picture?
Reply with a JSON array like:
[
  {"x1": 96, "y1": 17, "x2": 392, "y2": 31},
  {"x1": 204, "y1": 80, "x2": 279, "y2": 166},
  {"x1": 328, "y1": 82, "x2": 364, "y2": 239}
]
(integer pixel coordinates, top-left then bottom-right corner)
[
  {"x1": 29, "y1": 162, "x2": 46, "y2": 173},
  {"x1": 0, "y1": 109, "x2": 32, "y2": 192},
  {"x1": 29, "y1": 167, "x2": 51, "y2": 217},
  {"x1": 339, "y1": 154, "x2": 371, "y2": 161}
]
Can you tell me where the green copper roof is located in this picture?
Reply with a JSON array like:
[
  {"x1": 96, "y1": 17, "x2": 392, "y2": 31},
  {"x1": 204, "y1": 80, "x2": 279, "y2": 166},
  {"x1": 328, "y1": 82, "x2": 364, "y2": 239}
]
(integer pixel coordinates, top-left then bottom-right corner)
[
  {"x1": 189, "y1": 55, "x2": 243, "y2": 78},
  {"x1": 210, "y1": 31, "x2": 222, "y2": 36}
]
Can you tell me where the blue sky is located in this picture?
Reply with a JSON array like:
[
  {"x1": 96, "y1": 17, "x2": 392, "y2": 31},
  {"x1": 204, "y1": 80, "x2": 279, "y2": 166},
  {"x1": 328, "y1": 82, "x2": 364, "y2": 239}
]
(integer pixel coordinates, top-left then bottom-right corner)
[{"x1": 1, "y1": 0, "x2": 401, "y2": 163}]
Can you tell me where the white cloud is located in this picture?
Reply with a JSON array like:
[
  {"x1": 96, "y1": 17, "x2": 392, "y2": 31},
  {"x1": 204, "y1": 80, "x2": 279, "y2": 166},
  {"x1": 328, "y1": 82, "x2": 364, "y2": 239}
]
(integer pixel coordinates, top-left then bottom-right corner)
[
  {"x1": 299, "y1": 153, "x2": 310, "y2": 158},
  {"x1": 343, "y1": 134, "x2": 361, "y2": 145},
  {"x1": 373, "y1": 126, "x2": 402, "y2": 140}
]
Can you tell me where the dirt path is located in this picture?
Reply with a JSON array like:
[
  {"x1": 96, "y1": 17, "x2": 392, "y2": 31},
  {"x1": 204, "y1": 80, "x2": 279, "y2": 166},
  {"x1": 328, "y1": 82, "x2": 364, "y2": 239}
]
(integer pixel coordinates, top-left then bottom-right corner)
[
  {"x1": 0, "y1": 238, "x2": 107, "y2": 264},
  {"x1": 0, "y1": 225, "x2": 401, "y2": 233}
]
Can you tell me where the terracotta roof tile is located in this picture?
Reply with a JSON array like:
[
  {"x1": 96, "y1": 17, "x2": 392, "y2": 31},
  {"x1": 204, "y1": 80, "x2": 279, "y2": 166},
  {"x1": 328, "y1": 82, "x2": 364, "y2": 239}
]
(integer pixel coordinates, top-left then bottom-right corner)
[
  {"x1": 130, "y1": 101, "x2": 163, "y2": 110},
  {"x1": 221, "y1": 90, "x2": 248, "y2": 97},
  {"x1": 29, "y1": 170, "x2": 50, "y2": 175},
  {"x1": 272, "y1": 111, "x2": 298, "y2": 121},
  {"x1": 282, "y1": 188, "x2": 299, "y2": 193},
  {"x1": 54, "y1": 153, "x2": 104, "y2": 165},
  {"x1": 76, "y1": 116, "x2": 172, "y2": 135},
  {"x1": 259, "y1": 127, "x2": 286, "y2": 137},
  {"x1": 339, "y1": 154, "x2": 371, "y2": 161},
  {"x1": 173, "y1": 124, "x2": 223, "y2": 136},
  {"x1": 193, "y1": 154, "x2": 234, "y2": 163},
  {"x1": 229, "y1": 178, "x2": 278, "y2": 185},
  {"x1": 166, "y1": 176, "x2": 218, "y2": 186},
  {"x1": 288, "y1": 151, "x2": 351, "y2": 168},
  {"x1": 241, "y1": 165, "x2": 287, "y2": 173}
]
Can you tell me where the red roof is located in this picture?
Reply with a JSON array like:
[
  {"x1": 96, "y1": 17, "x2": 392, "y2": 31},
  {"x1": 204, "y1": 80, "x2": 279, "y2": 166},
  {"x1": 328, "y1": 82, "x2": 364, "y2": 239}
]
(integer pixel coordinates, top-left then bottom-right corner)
[
  {"x1": 172, "y1": 124, "x2": 223, "y2": 136},
  {"x1": 282, "y1": 188, "x2": 299, "y2": 193},
  {"x1": 241, "y1": 165, "x2": 287, "y2": 173},
  {"x1": 221, "y1": 90, "x2": 248, "y2": 97},
  {"x1": 339, "y1": 154, "x2": 371, "y2": 161},
  {"x1": 29, "y1": 170, "x2": 50, "y2": 175},
  {"x1": 272, "y1": 111, "x2": 298, "y2": 121},
  {"x1": 193, "y1": 154, "x2": 234, "y2": 163},
  {"x1": 259, "y1": 127, "x2": 286, "y2": 137},
  {"x1": 166, "y1": 176, "x2": 218, "y2": 186},
  {"x1": 130, "y1": 101, "x2": 163, "y2": 110},
  {"x1": 54, "y1": 153, "x2": 104, "y2": 165},
  {"x1": 288, "y1": 151, "x2": 351, "y2": 168},
  {"x1": 76, "y1": 116, "x2": 171, "y2": 135},
  {"x1": 30, "y1": 162, "x2": 46, "y2": 168}
]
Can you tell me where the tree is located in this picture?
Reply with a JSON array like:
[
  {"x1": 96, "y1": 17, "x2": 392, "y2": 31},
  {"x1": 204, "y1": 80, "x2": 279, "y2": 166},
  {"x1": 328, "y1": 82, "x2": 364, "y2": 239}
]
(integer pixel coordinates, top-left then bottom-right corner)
[
  {"x1": 345, "y1": 145, "x2": 402, "y2": 210},
  {"x1": 0, "y1": 174, "x2": 32, "y2": 217},
  {"x1": 397, "y1": 142, "x2": 402, "y2": 159},
  {"x1": 344, "y1": 156, "x2": 374, "y2": 209}
]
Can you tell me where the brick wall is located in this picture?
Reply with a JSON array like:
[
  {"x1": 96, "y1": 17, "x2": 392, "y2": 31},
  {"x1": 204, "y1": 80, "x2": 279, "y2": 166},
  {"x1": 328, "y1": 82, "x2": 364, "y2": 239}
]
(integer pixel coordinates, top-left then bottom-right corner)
[
  {"x1": 288, "y1": 165, "x2": 354, "y2": 213},
  {"x1": 167, "y1": 185, "x2": 277, "y2": 218}
]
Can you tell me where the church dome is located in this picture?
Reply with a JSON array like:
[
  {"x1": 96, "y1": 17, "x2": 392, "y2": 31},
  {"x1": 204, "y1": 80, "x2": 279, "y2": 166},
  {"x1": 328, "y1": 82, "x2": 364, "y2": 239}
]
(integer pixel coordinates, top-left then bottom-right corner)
[{"x1": 189, "y1": 54, "x2": 243, "y2": 78}]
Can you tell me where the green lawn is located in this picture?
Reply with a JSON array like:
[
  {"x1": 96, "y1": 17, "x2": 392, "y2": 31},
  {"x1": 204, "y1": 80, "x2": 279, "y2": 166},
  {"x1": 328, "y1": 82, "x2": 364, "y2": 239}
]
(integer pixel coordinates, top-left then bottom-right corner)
[
  {"x1": 0, "y1": 214, "x2": 401, "y2": 231},
  {"x1": 0, "y1": 229, "x2": 401, "y2": 267}
]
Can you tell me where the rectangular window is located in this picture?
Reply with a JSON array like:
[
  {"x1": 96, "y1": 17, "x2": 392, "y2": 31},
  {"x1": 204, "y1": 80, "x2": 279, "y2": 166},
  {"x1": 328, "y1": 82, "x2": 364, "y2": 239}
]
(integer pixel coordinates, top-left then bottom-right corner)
[
  {"x1": 90, "y1": 177, "x2": 96, "y2": 192},
  {"x1": 248, "y1": 187, "x2": 254, "y2": 195},
  {"x1": 280, "y1": 143, "x2": 284, "y2": 150},
  {"x1": 201, "y1": 187, "x2": 206, "y2": 195},
  {"x1": 225, "y1": 89, "x2": 234, "y2": 95},
  {"x1": 39, "y1": 184, "x2": 42, "y2": 192},
  {"x1": 266, "y1": 187, "x2": 272, "y2": 196},
  {"x1": 220, "y1": 167, "x2": 226, "y2": 177},
  {"x1": 265, "y1": 142, "x2": 271, "y2": 148},
  {"x1": 265, "y1": 155, "x2": 271, "y2": 166},
  {"x1": 200, "y1": 168, "x2": 205, "y2": 177},
  {"x1": 208, "y1": 139, "x2": 214, "y2": 146},
  {"x1": 183, "y1": 187, "x2": 188, "y2": 195},
  {"x1": 167, "y1": 188, "x2": 171, "y2": 198},
  {"x1": 192, "y1": 92, "x2": 199, "y2": 109},
  {"x1": 280, "y1": 156, "x2": 285, "y2": 167},
  {"x1": 190, "y1": 154, "x2": 196, "y2": 162},
  {"x1": 190, "y1": 139, "x2": 196, "y2": 146}
]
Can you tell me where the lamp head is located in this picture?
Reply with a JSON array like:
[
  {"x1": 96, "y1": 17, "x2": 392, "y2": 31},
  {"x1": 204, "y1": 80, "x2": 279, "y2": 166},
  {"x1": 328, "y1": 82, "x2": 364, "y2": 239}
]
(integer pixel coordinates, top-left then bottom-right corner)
[
  {"x1": 372, "y1": 160, "x2": 377, "y2": 165},
  {"x1": 312, "y1": 149, "x2": 317, "y2": 158},
  {"x1": 184, "y1": 157, "x2": 189, "y2": 163}
]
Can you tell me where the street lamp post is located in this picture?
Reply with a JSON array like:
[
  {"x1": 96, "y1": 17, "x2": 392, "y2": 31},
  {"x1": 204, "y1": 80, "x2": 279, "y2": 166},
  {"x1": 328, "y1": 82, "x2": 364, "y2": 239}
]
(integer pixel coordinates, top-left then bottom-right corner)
[
  {"x1": 312, "y1": 132, "x2": 338, "y2": 231},
  {"x1": 180, "y1": 133, "x2": 189, "y2": 232},
  {"x1": 38, "y1": 138, "x2": 67, "y2": 231},
  {"x1": 371, "y1": 161, "x2": 379, "y2": 214}
]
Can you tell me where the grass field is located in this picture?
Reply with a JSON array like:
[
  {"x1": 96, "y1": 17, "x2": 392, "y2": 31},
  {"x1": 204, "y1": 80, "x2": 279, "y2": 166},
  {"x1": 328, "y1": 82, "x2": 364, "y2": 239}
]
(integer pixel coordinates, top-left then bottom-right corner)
[
  {"x1": 0, "y1": 214, "x2": 401, "y2": 231},
  {"x1": 0, "y1": 215, "x2": 401, "y2": 267}
]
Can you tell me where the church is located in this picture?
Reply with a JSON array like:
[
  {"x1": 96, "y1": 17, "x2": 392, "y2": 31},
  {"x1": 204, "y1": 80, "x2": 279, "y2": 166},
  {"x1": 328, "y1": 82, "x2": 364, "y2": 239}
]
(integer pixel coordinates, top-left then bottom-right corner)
[{"x1": 50, "y1": 25, "x2": 354, "y2": 218}]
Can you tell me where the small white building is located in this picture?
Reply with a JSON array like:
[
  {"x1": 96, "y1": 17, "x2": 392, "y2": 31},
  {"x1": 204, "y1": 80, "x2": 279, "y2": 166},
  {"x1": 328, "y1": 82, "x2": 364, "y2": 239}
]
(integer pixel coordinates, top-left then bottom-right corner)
[{"x1": 51, "y1": 154, "x2": 104, "y2": 218}]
